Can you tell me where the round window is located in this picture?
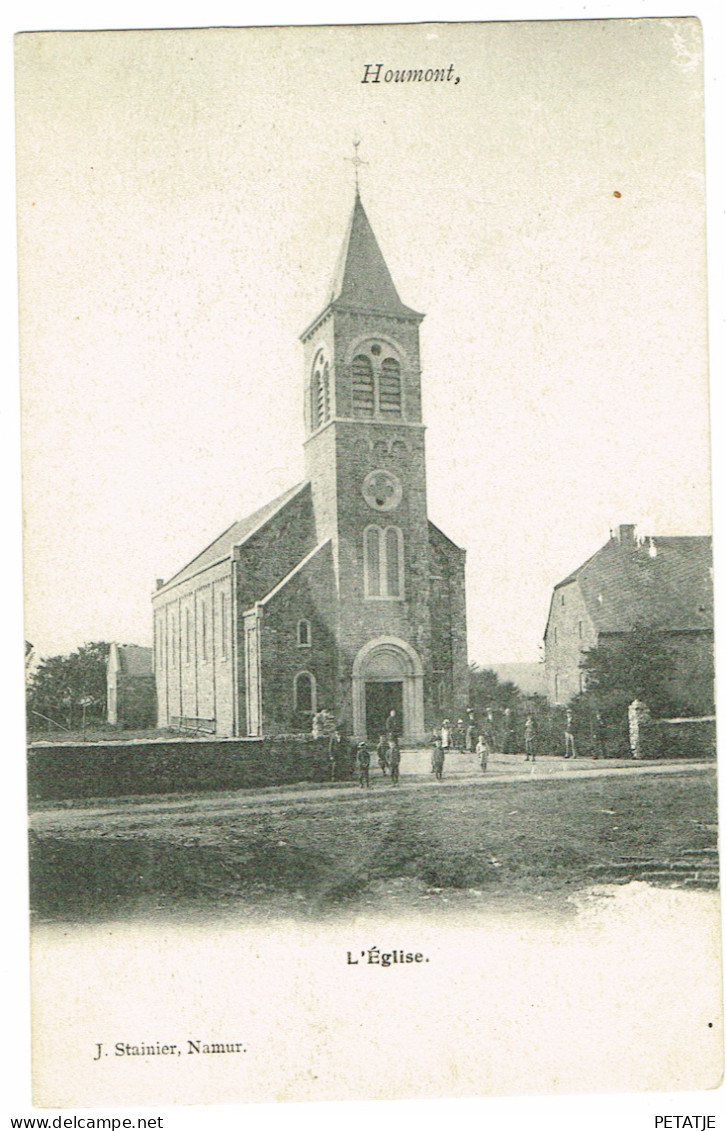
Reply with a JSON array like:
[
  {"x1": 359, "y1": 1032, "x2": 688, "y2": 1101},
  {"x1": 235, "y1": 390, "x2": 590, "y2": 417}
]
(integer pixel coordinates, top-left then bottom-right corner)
[{"x1": 362, "y1": 470, "x2": 402, "y2": 511}]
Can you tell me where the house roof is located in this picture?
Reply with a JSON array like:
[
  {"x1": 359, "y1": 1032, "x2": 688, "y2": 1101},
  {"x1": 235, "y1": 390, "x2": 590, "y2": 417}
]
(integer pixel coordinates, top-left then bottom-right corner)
[
  {"x1": 157, "y1": 482, "x2": 309, "y2": 592},
  {"x1": 116, "y1": 644, "x2": 153, "y2": 676},
  {"x1": 324, "y1": 192, "x2": 422, "y2": 321},
  {"x1": 552, "y1": 534, "x2": 713, "y2": 635}
]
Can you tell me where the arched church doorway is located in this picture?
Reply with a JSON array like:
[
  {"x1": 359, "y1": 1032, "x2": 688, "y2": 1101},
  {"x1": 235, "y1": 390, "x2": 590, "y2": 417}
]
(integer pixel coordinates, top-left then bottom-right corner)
[
  {"x1": 352, "y1": 637, "x2": 425, "y2": 742},
  {"x1": 364, "y1": 680, "x2": 403, "y2": 741}
]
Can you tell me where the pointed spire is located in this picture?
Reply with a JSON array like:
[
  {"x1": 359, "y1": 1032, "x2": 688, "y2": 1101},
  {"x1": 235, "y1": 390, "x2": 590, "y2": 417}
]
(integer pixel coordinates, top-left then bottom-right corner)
[{"x1": 327, "y1": 194, "x2": 422, "y2": 319}]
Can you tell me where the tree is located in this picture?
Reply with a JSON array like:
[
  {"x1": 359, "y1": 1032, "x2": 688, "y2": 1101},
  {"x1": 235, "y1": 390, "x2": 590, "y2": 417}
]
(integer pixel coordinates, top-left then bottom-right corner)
[
  {"x1": 468, "y1": 664, "x2": 521, "y2": 713},
  {"x1": 579, "y1": 625, "x2": 677, "y2": 717},
  {"x1": 26, "y1": 642, "x2": 111, "y2": 731}
]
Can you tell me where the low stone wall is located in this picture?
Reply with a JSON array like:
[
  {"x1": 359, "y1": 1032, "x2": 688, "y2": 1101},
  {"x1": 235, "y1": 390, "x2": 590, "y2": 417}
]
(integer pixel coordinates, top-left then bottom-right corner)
[
  {"x1": 640, "y1": 716, "x2": 716, "y2": 760},
  {"x1": 27, "y1": 735, "x2": 356, "y2": 802}
]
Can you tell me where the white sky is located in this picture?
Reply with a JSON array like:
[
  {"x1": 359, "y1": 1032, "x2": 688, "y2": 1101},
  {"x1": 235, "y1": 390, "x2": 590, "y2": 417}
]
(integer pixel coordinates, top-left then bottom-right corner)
[{"x1": 16, "y1": 19, "x2": 711, "y2": 664}]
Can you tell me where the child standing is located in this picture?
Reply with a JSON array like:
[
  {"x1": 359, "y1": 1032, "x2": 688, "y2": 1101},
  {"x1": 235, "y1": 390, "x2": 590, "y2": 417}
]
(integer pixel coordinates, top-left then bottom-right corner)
[
  {"x1": 357, "y1": 741, "x2": 371, "y2": 788},
  {"x1": 475, "y1": 733, "x2": 489, "y2": 772}
]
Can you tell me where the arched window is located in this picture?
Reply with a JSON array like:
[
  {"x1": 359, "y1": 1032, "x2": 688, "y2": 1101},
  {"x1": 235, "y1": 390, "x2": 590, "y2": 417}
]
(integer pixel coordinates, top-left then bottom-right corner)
[
  {"x1": 294, "y1": 671, "x2": 316, "y2": 715},
  {"x1": 297, "y1": 619, "x2": 311, "y2": 647},
  {"x1": 185, "y1": 608, "x2": 192, "y2": 663},
  {"x1": 312, "y1": 351, "x2": 331, "y2": 430},
  {"x1": 385, "y1": 526, "x2": 403, "y2": 596},
  {"x1": 322, "y1": 362, "x2": 330, "y2": 419},
  {"x1": 350, "y1": 342, "x2": 404, "y2": 419},
  {"x1": 364, "y1": 526, "x2": 382, "y2": 597},
  {"x1": 379, "y1": 358, "x2": 402, "y2": 416},
  {"x1": 351, "y1": 354, "x2": 374, "y2": 416},
  {"x1": 364, "y1": 525, "x2": 404, "y2": 598}
]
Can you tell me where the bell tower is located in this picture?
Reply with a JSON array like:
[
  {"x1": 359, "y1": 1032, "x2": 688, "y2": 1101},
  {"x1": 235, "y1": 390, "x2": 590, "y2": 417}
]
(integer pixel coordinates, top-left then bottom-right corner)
[{"x1": 300, "y1": 191, "x2": 432, "y2": 740}]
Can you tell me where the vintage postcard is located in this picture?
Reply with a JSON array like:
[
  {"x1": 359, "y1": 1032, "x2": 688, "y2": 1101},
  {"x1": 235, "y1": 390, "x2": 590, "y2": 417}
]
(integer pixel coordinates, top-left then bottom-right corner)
[{"x1": 15, "y1": 18, "x2": 721, "y2": 1109}]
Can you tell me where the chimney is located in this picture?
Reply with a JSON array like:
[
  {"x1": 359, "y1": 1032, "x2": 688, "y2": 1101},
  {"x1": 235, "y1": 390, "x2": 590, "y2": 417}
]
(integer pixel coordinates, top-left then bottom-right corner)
[
  {"x1": 616, "y1": 524, "x2": 636, "y2": 545},
  {"x1": 156, "y1": 578, "x2": 165, "y2": 590}
]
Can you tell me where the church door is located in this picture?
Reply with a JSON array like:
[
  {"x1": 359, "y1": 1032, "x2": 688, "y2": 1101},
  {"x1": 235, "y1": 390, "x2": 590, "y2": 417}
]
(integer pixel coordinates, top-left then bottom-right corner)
[{"x1": 364, "y1": 681, "x2": 403, "y2": 740}]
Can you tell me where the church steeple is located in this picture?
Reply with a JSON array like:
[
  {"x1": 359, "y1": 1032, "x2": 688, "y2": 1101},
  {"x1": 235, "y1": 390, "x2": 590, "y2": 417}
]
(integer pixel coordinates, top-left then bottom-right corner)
[
  {"x1": 300, "y1": 191, "x2": 425, "y2": 444},
  {"x1": 326, "y1": 193, "x2": 422, "y2": 320}
]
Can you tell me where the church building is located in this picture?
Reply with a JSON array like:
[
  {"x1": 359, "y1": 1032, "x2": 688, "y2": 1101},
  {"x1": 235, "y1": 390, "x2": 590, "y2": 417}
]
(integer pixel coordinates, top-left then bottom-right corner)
[{"x1": 152, "y1": 192, "x2": 468, "y2": 741}]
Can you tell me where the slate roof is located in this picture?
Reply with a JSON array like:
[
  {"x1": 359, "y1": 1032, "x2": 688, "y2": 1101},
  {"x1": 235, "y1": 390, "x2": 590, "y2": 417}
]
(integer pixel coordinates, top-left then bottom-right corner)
[
  {"x1": 554, "y1": 534, "x2": 713, "y2": 635},
  {"x1": 157, "y1": 482, "x2": 309, "y2": 592},
  {"x1": 325, "y1": 193, "x2": 422, "y2": 320}
]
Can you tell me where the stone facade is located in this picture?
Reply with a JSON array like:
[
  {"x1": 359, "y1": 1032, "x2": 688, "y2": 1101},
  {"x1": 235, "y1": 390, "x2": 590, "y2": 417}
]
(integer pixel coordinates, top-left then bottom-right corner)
[
  {"x1": 152, "y1": 193, "x2": 468, "y2": 739},
  {"x1": 544, "y1": 524, "x2": 714, "y2": 713}
]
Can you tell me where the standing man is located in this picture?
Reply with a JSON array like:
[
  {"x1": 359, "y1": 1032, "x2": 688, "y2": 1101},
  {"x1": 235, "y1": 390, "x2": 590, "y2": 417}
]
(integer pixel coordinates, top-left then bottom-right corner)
[
  {"x1": 389, "y1": 741, "x2": 401, "y2": 786},
  {"x1": 593, "y1": 712, "x2": 607, "y2": 759},
  {"x1": 484, "y1": 708, "x2": 497, "y2": 755},
  {"x1": 465, "y1": 708, "x2": 477, "y2": 753},
  {"x1": 328, "y1": 728, "x2": 343, "y2": 782},
  {"x1": 357, "y1": 741, "x2": 371, "y2": 788},
  {"x1": 564, "y1": 710, "x2": 577, "y2": 759},
  {"x1": 524, "y1": 715, "x2": 536, "y2": 762},
  {"x1": 386, "y1": 708, "x2": 400, "y2": 747},
  {"x1": 502, "y1": 707, "x2": 515, "y2": 755}
]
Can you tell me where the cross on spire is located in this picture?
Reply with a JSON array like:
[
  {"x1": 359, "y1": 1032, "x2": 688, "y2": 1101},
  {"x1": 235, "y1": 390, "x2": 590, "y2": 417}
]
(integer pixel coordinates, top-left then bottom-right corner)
[{"x1": 346, "y1": 139, "x2": 368, "y2": 193}]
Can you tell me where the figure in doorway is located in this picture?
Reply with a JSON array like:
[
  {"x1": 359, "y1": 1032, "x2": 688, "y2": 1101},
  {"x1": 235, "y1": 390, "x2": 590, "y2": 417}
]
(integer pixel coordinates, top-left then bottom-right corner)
[{"x1": 386, "y1": 708, "x2": 400, "y2": 746}]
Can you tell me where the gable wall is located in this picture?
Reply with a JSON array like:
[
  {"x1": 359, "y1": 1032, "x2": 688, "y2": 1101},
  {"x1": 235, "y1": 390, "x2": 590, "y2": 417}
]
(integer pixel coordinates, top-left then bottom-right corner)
[
  {"x1": 257, "y1": 543, "x2": 338, "y2": 734},
  {"x1": 544, "y1": 581, "x2": 597, "y2": 704}
]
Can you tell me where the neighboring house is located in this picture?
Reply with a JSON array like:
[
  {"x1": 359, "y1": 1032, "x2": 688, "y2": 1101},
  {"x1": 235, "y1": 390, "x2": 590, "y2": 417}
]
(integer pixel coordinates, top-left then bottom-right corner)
[
  {"x1": 544, "y1": 524, "x2": 714, "y2": 713},
  {"x1": 107, "y1": 644, "x2": 156, "y2": 729},
  {"x1": 152, "y1": 192, "x2": 468, "y2": 740}
]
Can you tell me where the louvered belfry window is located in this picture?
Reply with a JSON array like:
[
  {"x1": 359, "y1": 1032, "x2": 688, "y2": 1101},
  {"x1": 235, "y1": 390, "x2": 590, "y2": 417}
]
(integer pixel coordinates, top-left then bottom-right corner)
[
  {"x1": 379, "y1": 358, "x2": 402, "y2": 415},
  {"x1": 350, "y1": 342, "x2": 403, "y2": 419},
  {"x1": 352, "y1": 354, "x2": 375, "y2": 416},
  {"x1": 312, "y1": 351, "x2": 331, "y2": 429}
]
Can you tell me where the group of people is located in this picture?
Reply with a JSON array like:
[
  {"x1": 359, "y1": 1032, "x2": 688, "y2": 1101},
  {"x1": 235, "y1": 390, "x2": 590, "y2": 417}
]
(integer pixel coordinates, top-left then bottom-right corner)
[
  {"x1": 325, "y1": 704, "x2": 610, "y2": 788},
  {"x1": 327, "y1": 708, "x2": 403, "y2": 789},
  {"x1": 432, "y1": 706, "x2": 608, "y2": 766}
]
